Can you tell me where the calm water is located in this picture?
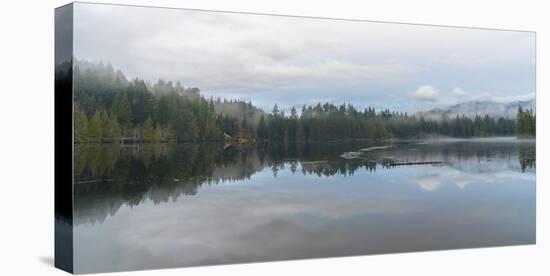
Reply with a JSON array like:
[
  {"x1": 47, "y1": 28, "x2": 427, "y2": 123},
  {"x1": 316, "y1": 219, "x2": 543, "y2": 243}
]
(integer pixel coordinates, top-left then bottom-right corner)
[{"x1": 73, "y1": 139, "x2": 535, "y2": 273}]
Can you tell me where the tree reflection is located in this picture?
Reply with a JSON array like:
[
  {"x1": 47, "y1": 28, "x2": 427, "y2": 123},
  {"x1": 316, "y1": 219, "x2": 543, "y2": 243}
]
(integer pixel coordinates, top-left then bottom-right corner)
[
  {"x1": 518, "y1": 143, "x2": 536, "y2": 172},
  {"x1": 74, "y1": 141, "x2": 535, "y2": 225}
]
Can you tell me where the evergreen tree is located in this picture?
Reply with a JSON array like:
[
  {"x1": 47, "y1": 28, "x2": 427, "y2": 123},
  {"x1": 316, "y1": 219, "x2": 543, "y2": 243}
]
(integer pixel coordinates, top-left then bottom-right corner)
[
  {"x1": 127, "y1": 79, "x2": 156, "y2": 125},
  {"x1": 102, "y1": 112, "x2": 121, "y2": 142},
  {"x1": 166, "y1": 125, "x2": 177, "y2": 143},
  {"x1": 112, "y1": 91, "x2": 132, "y2": 129},
  {"x1": 154, "y1": 122, "x2": 163, "y2": 142},
  {"x1": 272, "y1": 104, "x2": 280, "y2": 116},
  {"x1": 74, "y1": 60, "x2": 529, "y2": 144},
  {"x1": 89, "y1": 110, "x2": 103, "y2": 142},
  {"x1": 107, "y1": 114, "x2": 122, "y2": 142},
  {"x1": 516, "y1": 107, "x2": 536, "y2": 137},
  {"x1": 241, "y1": 117, "x2": 249, "y2": 133},
  {"x1": 257, "y1": 115, "x2": 267, "y2": 139},
  {"x1": 143, "y1": 115, "x2": 154, "y2": 142},
  {"x1": 290, "y1": 106, "x2": 298, "y2": 119},
  {"x1": 74, "y1": 110, "x2": 89, "y2": 143}
]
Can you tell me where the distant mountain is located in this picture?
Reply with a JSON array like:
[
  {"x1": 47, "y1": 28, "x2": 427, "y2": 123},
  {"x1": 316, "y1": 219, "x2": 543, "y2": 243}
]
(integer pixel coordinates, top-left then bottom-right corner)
[{"x1": 419, "y1": 99, "x2": 535, "y2": 119}]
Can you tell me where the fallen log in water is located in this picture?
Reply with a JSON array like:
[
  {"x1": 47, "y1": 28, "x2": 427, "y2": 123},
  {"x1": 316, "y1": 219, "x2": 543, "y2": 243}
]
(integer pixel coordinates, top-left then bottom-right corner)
[
  {"x1": 300, "y1": 160, "x2": 329, "y2": 165},
  {"x1": 388, "y1": 161, "x2": 444, "y2": 166},
  {"x1": 75, "y1": 179, "x2": 118, "y2": 185}
]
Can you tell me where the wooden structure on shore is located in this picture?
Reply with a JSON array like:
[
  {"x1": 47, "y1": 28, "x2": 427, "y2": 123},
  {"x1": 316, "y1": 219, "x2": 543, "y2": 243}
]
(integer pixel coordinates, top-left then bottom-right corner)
[{"x1": 224, "y1": 133, "x2": 253, "y2": 148}]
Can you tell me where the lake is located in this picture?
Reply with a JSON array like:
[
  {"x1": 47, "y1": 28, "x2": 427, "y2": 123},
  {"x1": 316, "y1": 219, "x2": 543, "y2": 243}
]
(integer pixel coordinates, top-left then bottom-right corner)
[{"x1": 72, "y1": 139, "x2": 535, "y2": 273}]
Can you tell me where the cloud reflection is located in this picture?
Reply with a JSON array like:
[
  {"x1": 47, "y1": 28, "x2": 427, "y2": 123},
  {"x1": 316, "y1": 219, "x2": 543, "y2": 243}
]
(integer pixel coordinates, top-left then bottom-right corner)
[{"x1": 415, "y1": 174, "x2": 442, "y2": 191}]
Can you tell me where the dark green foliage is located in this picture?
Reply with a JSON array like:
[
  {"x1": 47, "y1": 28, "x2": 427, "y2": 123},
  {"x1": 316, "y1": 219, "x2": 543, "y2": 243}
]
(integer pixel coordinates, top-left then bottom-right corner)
[
  {"x1": 102, "y1": 112, "x2": 121, "y2": 142},
  {"x1": 74, "y1": 60, "x2": 531, "y2": 144},
  {"x1": 74, "y1": 60, "x2": 129, "y2": 117},
  {"x1": 516, "y1": 106, "x2": 536, "y2": 137},
  {"x1": 74, "y1": 109, "x2": 89, "y2": 143},
  {"x1": 256, "y1": 115, "x2": 267, "y2": 139},
  {"x1": 143, "y1": 115, "x2": 154, "y2": 142},
  {"x1": 74, "y1": 60, "x2": 226, "y2": 143},
  {"x1": 127, "y1": 80, "x2": 155, "y2": 125},
  {"x1": 154, "y1": 122, "x2": 163, "y2": 142},
  {"x1": 264, "y1": 103, "x2": 517, "y2": 141},
  {"x1": 111, "y1": 91, "x2": 132, "y2": 129},
  {"x1": 88, "y1": 110, "x2": 103, "y2": 142}
]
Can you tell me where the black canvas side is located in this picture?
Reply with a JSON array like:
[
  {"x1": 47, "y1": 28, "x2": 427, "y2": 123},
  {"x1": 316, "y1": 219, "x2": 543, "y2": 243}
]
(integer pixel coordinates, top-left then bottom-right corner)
[{"x1": 54, "y1": 3, "x2": 74, "y2": 274}]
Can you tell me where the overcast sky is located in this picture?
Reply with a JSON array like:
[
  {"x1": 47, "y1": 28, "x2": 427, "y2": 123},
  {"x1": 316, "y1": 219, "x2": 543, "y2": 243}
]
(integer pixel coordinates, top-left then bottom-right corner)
[{"x1": 73, "y1": 3, "x2": 535, "y2": 113}]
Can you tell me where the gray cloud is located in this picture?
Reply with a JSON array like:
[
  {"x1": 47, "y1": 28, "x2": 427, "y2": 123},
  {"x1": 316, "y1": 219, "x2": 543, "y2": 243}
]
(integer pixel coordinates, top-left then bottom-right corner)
[{"x1": 73, "y1": 3, "x2": 535, "y2": 112}]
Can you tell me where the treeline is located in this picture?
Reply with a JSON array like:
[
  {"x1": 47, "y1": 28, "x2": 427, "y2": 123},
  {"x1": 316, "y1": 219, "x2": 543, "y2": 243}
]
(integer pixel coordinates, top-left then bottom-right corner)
[
  {"x1": 516, "y1": 106, "x2": 536, "y2": 137},
  {"x1": 74, "y1": 60, "x2": 535, "y2": 143},
  {"x1": 74, "y1": 60, "x2": 245, "y2": 143},
  {"x1": 255, "y1": 103, "x2": 519, "y2": 142}
]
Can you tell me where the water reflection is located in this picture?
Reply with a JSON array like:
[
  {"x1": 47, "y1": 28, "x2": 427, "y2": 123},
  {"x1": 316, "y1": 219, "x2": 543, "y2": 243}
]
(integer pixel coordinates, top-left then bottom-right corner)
[
  {"x1": 74, "y1": 141, "x2": 535, "y2": 224},
  {"x1": 73, "y1": 140, "x2": 535, "y2": 273}
]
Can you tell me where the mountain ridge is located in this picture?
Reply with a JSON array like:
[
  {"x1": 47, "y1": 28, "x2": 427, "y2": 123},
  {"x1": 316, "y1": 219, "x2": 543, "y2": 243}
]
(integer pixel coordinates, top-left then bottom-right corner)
[{"x1": 419, "y1": 99, "x2": 535, "y2": 119}]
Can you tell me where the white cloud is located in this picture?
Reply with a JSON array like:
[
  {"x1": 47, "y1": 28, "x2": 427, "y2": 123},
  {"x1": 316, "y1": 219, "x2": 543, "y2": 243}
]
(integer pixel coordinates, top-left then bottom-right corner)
[
  {"x1": 413, "y1": 85, "x2": 439, "y2": 102},
  {"x1": 414, "y1": 174, "x2": 442, "y2": 191},
  {"x1": 451, "y1": 87, "x2": 469, "y2": 98}
]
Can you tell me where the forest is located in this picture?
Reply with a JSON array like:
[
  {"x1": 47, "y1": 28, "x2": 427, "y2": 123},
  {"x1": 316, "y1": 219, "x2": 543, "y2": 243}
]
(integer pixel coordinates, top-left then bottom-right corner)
[{"x1": 73, "y1": 60, "x2": 536, "y2": 144}]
